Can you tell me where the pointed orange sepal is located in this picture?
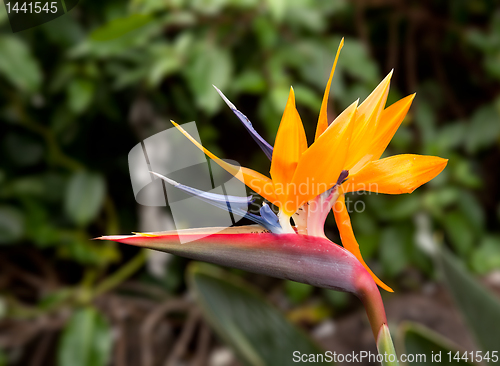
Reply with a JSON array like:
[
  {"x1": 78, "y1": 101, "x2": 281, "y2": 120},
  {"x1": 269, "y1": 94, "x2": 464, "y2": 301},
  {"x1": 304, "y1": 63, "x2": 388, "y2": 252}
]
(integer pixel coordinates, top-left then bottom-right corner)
[
  {"x1": 348, "y1": 93, "x2": 415, "y2": 175},
  {"x1": 370, "y1": 94, "x2": 415, "y2": 162},
  {"x1": 333, "y1": 194, "x2": 393, "y2": 292},
  {"x1": 315, "y1": 37, "x2": 344, "y2": 140},
  {"x1": 345, "y1": 71, "x2": 393, "y2": 172}
]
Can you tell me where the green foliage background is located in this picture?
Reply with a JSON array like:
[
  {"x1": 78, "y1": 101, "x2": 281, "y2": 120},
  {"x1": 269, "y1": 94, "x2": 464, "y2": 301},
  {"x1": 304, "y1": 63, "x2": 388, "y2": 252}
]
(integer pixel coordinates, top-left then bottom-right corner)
[{"x1": 1, "y1": 0, "x2": 500, "y2": 365}]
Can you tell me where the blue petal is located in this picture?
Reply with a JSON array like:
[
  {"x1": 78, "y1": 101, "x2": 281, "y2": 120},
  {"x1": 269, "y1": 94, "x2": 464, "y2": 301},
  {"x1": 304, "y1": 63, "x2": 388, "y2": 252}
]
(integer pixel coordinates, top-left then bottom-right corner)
[
  {"x1": 245, "y1": 212, "x2": 283, "y2": 233},
  {"x1": 151, "y1": 172, "x2": 282, "y2": 233},
  {"x1": 151, "y1": 172, "x2": 251, "y2": 209},
  {"x1": 260, "y1": 202, "x2": 279, "y2": 225},
  {"x1": 213, "y1": 85, "x2": 273, "y2": 161}
]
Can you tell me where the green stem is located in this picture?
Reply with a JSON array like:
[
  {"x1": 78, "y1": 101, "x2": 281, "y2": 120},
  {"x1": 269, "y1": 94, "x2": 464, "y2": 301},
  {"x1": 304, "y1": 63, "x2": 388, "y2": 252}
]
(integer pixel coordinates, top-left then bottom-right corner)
[
  {"x1": 16, "y1": 105, "x2": 83, "y2": 171},
  {"x1": 91, "y1": 250, "x2": 147, "y2": 298}
]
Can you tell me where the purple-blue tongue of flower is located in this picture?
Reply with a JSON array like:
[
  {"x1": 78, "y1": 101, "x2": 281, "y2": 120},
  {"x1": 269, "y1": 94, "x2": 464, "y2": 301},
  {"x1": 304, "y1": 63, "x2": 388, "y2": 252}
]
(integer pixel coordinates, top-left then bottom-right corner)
[
  {"x1": 150, "y1": 172, "x2": 283, "y2": 233},
  {"x1": 213, "y1": 85, "x2": 273, "y2": 161}
]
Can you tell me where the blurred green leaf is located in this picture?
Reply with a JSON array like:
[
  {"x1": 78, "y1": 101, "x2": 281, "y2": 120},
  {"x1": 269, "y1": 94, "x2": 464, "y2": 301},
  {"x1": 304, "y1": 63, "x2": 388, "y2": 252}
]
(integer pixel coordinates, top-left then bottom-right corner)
[
  {"x1": 400, "y1": 322, "x2": 475, "y2": 365},
  {"x1": 90, "y1": 13, "x2": 154, "y2": 42},
  {"x1": 458, "y1": 190, "x2": 485, "y2": 234},
  {"x1": 285, "y1": 280, "x2": 313, "y2": 304},
  {"x1": 65, "y1": 171, "x2": 106, "y2": 226},
  {"x1": 42, "y1": 13, "x2": 85, "y2": 47},
  {"x1": 438, "y1": 248, "x2": 500, "y2": 353},
  {"x1": 356, "y1": 232, "x2": 379, "y2": 260},
  {"x1": 188, "y1": 263, "x2": 332, "y2": 365},
  {"x1": 270, "y1": 84, "x2": 292, "y2": 115},
  {"x1": 379, "y1": 225, "x2": 411, "y2": 277},
  {"x1": 485, "y1": 57, "x2": 500, "y2": 80},
  {"x1": 452, "y1": 160, "x2": 481, "y2": 189},
  {"x1": 293, "y1": 39, "x2": 334, "y2": 90},
  {"x1": 258, "y1": 97, "x2": 282, "y2": 139},
  {"x1": 423, "y1": 187, "x2": 460, "y2": 215},
  {"x1": 189, "y1": 0, "x2": 231, "y2": 15},
  {"x1": 71, "y1": 21, "x2": 159, "y2": 59},
  {"x1": 443, "y1": 210, "x2": 474, "y2": 256},
  {"x1": 341, "y1": 40, "x2": 378, "y2": 84},
  {"x1": 435, "y1": 122, "x2": 466, "y2": 153},
  {"x1": 352, "y1": 211, "x2": 379, "y2": 259},
  {"x1": 293, "y1": 84, "x2": 322, "y2": 111},
  {"x1": 471, "y1": 236, "x2": 500, "y2": 275},
  {"x1": 67, "y1": 79, "x2": 95, "y2": 114},
  {"x1": 4, "y1": 133, "x2": 44, "y2": 167},
  {"x1": 0, "y1": 35, "x2": 42, "y2": 93},
  {"x1": 0, "y1": 0, "x2": 7, "y2": 24},
  {"x1": 352, "y1": 211, "x2": 377, "y2": 234},
  {"x1": 265, "y1": 0, "x2": 286, "y2": 22},
  {"x1": 389, "y1": 124, "x2": 413, "y2": 151},
  {"x1": 0, "y1": 350, "x2": 6, "y2": 366},
  {"x1": 286, "y1": 2, "x2": 330, "y2": 32},
  {"x1": 38, "y1": 289, "x2": 73, "y2": 311},
  {"x1": 253, "y1": 15, "x2": 278, "y2": 49},
  {"x1": 322, "y1": 289, "x2": 350, "y2": 310},
  {"x1": 233, "y1": 69, "x2": 267, "y2": 94},
  {"x1": 415, "y1": 101, "x2": 437, "y2": 149},
  {"x1": 0, "y1": 206, "x2": 24, "y2": 244},
  {"x1": 184, "y1": 43, "x2": 232, "y2": 114},
  {"x1": 368, "y1": 194, "x2": 421, "y2": 221},
  {"x1": 23, "y1": 199, "x2": 65, "y2": 248},
  {"x1": 57, "y1": 307, "x2": 113, "y2": 366},
  {"x1": 148, "y1": 50, "x2": 180, "y2": 87},
  {"x1": 466, "y1": 29, "x2": 492, "y2": 52},
  {"x1": 466, "y1": 106, "x2": 500, "y2": 154}
]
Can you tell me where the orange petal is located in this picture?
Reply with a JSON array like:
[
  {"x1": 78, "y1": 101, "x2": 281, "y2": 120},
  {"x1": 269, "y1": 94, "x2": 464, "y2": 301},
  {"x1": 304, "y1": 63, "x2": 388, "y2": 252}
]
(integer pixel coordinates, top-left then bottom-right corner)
[
  {"x1": 333, "y1": 194, "x2": 393, "y2": 292},
  {"x1": 270, "y1": 87, "x2": 308, "y2": 211},
  {"x1": 345, "y1": 71, "x2": 392, "y2": 171},
  {"x1": 348, "y1": 94, "x2": 415, "y2": 175},
  {"x1": 370, "y1": 94, "x2": 415, "y2": 160},
  {"x1": 288, "y1": 100, "x2": 358, "y2": 214},
  {"x1": 315, "y1": 38, "x2": 344, "y2": 140},
  {"x1": 342, "y1": 154, "x2": 448, "y2": 194},
  {"x1": 171, "y1": 121, "x2": 279, "y2": 205}
]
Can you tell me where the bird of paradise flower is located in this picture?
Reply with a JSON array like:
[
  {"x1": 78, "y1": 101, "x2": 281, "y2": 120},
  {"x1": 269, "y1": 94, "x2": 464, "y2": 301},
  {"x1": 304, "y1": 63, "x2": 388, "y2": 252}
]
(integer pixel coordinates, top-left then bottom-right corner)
[{"x1": 98, "y1": 39, "x2": 447, "y2": 356}]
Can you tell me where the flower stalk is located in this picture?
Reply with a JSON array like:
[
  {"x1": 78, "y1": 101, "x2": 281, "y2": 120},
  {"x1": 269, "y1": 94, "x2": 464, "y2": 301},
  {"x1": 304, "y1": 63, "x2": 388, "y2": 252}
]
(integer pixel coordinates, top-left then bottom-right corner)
[{"x1": 97, "y1": 231, "x2": 390, "y2": 342}]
